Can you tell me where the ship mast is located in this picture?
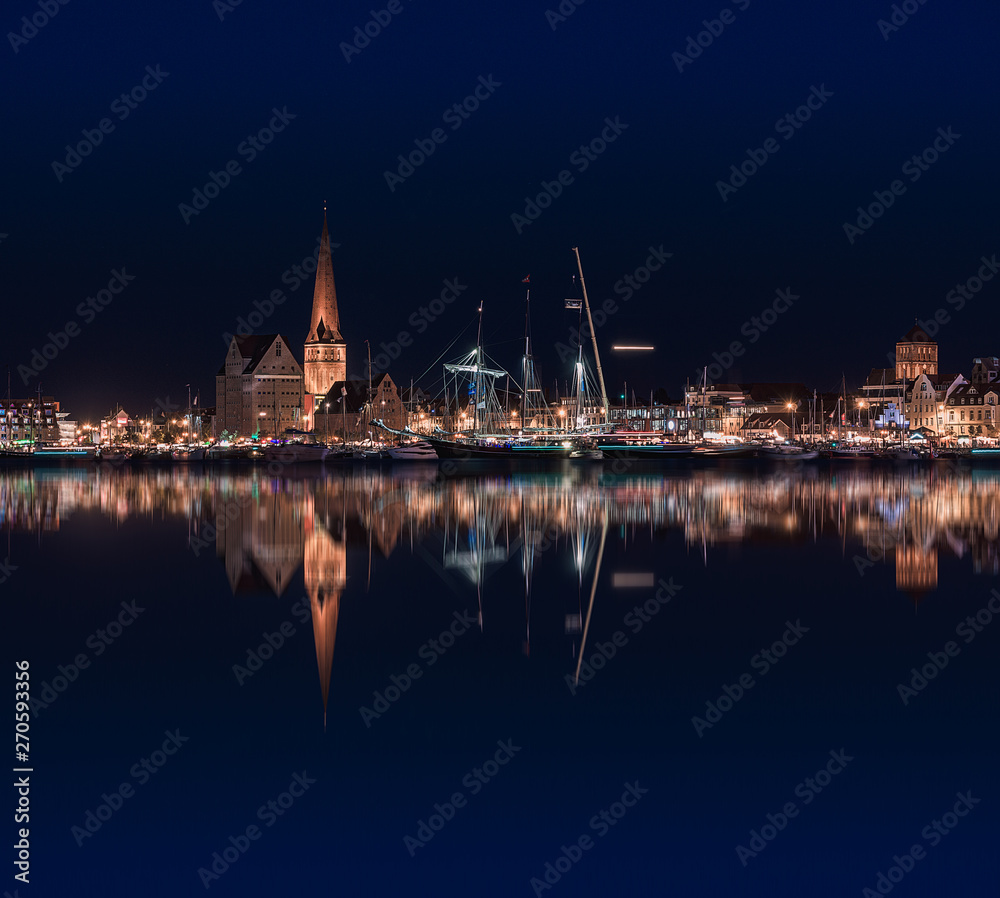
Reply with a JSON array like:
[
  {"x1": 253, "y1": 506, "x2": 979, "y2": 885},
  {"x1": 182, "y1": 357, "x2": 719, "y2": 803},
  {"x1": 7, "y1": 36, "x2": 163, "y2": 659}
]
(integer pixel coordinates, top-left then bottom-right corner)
[{"x1": 572, "y1": 247, "x2": 609, "y2": 426}]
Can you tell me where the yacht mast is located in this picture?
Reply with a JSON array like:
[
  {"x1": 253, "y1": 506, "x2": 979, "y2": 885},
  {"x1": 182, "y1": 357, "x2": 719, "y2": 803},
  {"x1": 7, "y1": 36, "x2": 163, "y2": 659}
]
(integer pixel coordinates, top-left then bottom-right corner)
[{"x1": 571, "y1": 247, "x2": 609, "y2": 426}]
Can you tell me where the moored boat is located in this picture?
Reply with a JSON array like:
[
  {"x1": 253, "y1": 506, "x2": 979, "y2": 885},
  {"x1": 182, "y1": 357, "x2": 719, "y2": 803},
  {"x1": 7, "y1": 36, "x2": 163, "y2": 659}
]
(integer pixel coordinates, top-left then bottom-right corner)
[
  {"x1": 387, "y1": 441, "x2": 438, "y2": 461},
  {"x1": 263, "y1": 441, "x2": 330, "y2": 463},
  {"x1": 757, "y1": 444, "x2": 819, "y2": 461}
]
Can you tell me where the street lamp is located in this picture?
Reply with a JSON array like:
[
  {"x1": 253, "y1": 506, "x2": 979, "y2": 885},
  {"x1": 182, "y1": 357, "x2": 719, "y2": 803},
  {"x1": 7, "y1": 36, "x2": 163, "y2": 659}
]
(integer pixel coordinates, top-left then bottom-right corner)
[
  {"x1": 786, "y1": 402, "x2": 795, "y2": 443},
  {"x1": 259, "y1": 411, "x2": 266, "y2": 440}
]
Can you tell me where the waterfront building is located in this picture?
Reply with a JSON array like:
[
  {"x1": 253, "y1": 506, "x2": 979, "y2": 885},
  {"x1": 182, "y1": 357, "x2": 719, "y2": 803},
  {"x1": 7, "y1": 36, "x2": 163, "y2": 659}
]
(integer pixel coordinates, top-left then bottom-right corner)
[
  {"x1": 944, "y1": 383, "x2": 998, "y2": 438},
  {"x1": 895, "y1": 324, "x2": 938, "y2": 380},
  {"x1": 0, "y1": 397, "x2": 61, "y2": 444},
  {"x1": 971, "y1": 357, "x2": 999, "y2": 385},
  {"x1": 907, "y1": 373, "x2": 965, "y2": 435},
  {"x1": 316, "y1": 373, "x2": 406, "y2": 443},
  {"x1": 215, "y1": 334, "x2": 305, "y2": 439}
]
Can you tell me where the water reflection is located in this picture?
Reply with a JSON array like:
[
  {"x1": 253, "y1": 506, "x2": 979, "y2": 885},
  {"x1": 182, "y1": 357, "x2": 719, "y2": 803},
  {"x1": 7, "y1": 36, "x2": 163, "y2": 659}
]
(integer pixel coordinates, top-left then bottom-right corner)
[
  {"x1": 5, "y1": 465, "x2": 1000, "y2": 718},
  {"x1": 5, "y1": 467, "x2": 1000, "y2": 595}
]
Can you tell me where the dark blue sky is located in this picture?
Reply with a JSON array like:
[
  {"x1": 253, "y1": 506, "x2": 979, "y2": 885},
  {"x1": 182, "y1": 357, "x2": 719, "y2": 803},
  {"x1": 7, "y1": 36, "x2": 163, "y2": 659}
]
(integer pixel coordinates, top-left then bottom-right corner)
[{"x1": 3, "y1": 0, "x2": 998, "y2": 419}]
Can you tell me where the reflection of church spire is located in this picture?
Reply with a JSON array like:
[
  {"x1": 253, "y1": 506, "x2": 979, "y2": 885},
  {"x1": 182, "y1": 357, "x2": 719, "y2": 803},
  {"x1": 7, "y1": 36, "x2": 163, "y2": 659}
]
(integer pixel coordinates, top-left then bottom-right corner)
[{"x1": 304, "y1": 508, "x2": 346, "y2": 728}]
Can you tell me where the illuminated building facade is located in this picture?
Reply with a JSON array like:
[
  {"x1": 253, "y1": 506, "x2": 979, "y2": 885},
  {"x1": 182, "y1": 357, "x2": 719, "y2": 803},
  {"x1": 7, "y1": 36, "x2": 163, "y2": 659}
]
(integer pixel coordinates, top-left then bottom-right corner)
[
  {"x1": 303, "y1": 211, "x2": 346, "y2": 406},
  {"x1": 895, "y1": 324, "x2": 938, "y2": 380},
  {"x1": 215, "y1": 334, "x2": 305, "y2": 439}
]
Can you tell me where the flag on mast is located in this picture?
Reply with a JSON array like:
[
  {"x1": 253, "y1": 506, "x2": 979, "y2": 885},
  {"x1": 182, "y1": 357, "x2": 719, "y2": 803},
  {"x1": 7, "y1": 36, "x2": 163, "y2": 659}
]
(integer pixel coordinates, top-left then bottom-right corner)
[{"x1": 521, "y1": 275, "x2": 530, "y2": 283}]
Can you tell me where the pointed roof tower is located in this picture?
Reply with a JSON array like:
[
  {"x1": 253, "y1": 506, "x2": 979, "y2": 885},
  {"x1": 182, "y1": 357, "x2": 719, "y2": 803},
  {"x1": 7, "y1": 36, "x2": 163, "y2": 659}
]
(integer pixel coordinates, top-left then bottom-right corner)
[{"x1": 307, "y1": 205, "x2": 342, "y2": 344}]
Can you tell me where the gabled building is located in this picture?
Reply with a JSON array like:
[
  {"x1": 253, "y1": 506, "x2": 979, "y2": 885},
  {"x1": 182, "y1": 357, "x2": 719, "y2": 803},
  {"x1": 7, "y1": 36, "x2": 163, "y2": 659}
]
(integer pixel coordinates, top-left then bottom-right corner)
[
  {"x1": 315, "y1": 373, "x2": 406, "y2": 443},
  {"x1": 908, "y1": 372, "x2": 966, "y2": 435},
  {"x1": 944, "y1": 382, "x2": 998, "y2": 438},
  {"x1": 215, "y1": 334, "x2": 305, "y2": 439},
  {"x1": 971, "y1": 357, "x2": 999, "y2": 385}
]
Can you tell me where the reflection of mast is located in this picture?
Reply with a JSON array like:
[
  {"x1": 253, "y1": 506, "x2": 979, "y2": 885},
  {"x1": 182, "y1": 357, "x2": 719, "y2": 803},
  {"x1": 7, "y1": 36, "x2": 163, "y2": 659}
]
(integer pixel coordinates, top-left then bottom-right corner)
[{"x1": 573, "y1": 515, "x2": 608, "y2": 687}]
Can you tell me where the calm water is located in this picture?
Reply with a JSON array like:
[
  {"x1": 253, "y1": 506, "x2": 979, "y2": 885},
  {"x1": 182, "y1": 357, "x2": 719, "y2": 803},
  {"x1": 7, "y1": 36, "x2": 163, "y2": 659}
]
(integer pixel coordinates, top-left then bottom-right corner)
[{"x1": 6, "y1": 462, "x2": 999, "y2": 896}]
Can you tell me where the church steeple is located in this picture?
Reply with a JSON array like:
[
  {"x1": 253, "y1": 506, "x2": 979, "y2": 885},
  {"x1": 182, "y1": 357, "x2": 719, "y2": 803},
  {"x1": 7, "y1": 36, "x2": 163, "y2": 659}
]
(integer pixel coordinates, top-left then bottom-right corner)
[
  {"x1": 304, "y1": 205, "x2": 347, "y2": 399},
  {"x1": 307, "y1": 206, "x2": 342, "y2": 344}
]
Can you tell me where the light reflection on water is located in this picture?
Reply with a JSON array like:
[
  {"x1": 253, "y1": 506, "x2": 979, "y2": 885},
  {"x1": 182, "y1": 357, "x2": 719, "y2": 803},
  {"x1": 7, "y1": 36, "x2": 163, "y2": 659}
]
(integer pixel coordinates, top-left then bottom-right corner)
[
  {"x1": 10, "y1": 465, "x2": 1000, "y2": 896},
  {"x1": 4, "y1": 465, "x2": 999, "y2": 603}
]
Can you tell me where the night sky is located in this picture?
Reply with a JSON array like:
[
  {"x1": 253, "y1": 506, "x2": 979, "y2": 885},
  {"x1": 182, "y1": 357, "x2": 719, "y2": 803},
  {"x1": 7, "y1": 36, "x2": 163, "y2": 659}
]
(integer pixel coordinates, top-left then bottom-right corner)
[{"x1": 3, "y1": 0, "x2": 999, "y2": 421}]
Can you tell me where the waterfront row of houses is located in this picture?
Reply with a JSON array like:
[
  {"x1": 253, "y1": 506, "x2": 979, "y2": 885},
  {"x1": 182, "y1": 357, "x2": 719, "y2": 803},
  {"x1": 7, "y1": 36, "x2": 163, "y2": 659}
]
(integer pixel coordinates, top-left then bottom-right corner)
[{"x1": 14, "y1": 212, "x2": 992, "y2": 448}]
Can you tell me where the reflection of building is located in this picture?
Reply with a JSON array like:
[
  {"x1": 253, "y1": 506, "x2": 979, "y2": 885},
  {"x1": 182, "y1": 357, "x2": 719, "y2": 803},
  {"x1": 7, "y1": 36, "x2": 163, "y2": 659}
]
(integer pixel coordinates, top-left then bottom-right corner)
[
  {"x1": 304, "y1": 508, "x2": 346, "y2": 725},
  {"x1": 215, "y1": 491, "x2": 304, "y2": 594},
  {"x1": 895, "y1": 541, "x2": 938, "y2": 601},
  {"x1": 215, "y1": 334, "x2": 305, "y2": 439}
]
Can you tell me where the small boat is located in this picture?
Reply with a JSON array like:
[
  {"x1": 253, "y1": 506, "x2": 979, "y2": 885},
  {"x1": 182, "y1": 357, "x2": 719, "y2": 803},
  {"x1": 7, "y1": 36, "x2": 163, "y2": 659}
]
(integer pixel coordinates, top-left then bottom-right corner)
[
  {"x1": 98, "y1": 447, "x2": 130, "y2": 462},
  {"x1": 596, "y1": 439, "x2": 695, "y2": 459},
  {"x1": 387, "y1": 441, "x2": 438, "y2": 461},
  {"x1": 32, "y1": 446, "x2": 95, "y2": 461},
  {"x1": 692, "y1": 443, "x2": 755, "y2": 458},
  {"x1": 263, "y1": 441, "x2": 330, "y2": 463},
  {"x1": 172, "y1": 446, "x2": 206, "y2": 462},
  {"x1": 569, "y1": 446, "x2": 604, "y2": 460},
  {"x1": 822, "y1": 446, "x2": 875, "y2": 459},
  {"x1": 757, "y1": 444, "x2": 819, "y2": 461},
  {"x1": 879, "y1": 445, "x2": 921, "y2": 462}
]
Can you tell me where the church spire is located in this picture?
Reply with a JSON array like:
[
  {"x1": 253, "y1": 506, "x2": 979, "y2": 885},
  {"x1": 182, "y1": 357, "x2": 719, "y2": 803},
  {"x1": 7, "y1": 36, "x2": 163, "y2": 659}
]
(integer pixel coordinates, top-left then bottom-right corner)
[{"x1": 307, "y1": 207, "x2": 341, "y2": 344}]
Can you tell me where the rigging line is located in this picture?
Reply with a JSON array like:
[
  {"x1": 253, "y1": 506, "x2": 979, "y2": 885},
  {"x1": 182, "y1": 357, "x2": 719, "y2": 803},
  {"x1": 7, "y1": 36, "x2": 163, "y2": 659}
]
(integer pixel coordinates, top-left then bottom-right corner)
[{"x1": 410, "y1": 313, "x2": 480, "y2": 389}]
